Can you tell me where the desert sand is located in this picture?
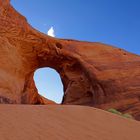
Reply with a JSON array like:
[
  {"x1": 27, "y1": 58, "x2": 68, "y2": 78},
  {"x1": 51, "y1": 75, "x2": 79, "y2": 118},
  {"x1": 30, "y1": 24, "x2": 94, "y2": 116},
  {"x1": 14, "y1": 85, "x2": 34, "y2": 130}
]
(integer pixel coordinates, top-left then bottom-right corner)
[{"x1": 0, "y1": 105, "x2": 140, "y2": 140}]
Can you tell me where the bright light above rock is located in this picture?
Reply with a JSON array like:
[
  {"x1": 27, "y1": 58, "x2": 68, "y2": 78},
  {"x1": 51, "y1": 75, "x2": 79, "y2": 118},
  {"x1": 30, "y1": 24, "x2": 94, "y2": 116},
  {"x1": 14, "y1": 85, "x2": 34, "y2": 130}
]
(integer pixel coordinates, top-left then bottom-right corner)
[{"x1": 47, "y1": 27, "x2": 55, "y2": 37}]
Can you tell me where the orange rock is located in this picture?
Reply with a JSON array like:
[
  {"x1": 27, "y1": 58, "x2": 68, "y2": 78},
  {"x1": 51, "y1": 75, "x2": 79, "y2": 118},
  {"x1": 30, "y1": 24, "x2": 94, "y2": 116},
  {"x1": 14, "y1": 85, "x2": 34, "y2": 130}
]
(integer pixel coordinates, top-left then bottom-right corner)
[{"x1": 0, "y1": 0, "x2": 140, "y2": 120}]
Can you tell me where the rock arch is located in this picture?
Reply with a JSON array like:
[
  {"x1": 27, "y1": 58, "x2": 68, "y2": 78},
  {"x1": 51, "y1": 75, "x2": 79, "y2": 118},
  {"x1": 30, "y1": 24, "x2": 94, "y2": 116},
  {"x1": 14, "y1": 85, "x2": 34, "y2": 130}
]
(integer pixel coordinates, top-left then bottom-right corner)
[{"x1": 1, "y1": 0, "x2": 140, "y2": 120}]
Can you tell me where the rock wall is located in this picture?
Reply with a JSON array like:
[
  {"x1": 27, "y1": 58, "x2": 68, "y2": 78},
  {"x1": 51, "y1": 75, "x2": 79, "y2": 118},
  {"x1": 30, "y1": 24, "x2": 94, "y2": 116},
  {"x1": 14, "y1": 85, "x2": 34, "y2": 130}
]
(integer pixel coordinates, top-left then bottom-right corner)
[{"x1": 1, "y1": 0, "x2": 140, "y2": 120}]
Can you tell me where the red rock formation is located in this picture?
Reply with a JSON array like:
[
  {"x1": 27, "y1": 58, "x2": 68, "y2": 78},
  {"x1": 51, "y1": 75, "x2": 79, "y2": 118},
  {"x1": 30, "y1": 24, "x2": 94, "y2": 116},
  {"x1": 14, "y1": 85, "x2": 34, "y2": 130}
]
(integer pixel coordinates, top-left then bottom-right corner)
[{"x1": 1, "y1": 0, "x2": 140, "y2": 120}]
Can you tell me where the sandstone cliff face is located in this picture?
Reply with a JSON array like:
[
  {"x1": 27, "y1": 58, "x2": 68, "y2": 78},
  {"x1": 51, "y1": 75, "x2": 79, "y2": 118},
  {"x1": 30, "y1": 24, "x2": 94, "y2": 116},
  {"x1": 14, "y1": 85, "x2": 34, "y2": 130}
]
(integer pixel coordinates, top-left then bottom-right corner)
[{"x1": 1, "y1": 0, "x2": 140, "y2": 120}]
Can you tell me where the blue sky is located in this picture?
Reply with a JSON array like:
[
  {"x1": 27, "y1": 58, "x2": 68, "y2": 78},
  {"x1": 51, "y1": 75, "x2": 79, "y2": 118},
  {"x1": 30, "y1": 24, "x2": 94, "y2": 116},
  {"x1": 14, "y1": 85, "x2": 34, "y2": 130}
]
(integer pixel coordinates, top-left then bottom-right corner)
[{"x1": 11, "y1": 0, "x2": 140, "y2": 103}]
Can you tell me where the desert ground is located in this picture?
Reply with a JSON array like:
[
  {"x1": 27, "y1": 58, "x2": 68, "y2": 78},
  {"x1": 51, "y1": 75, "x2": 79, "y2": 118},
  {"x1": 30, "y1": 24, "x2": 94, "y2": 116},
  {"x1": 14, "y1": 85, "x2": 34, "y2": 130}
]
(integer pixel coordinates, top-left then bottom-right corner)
[{"x1": 0, "y1": 105, "x2": 140, "y2": 140}]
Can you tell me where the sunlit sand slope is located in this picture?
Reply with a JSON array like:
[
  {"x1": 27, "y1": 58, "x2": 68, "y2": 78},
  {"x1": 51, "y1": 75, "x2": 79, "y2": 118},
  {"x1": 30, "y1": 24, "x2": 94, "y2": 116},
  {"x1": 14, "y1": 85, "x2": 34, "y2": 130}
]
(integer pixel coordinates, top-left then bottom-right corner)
[{"x1": 0, "y1": 105, "x2": 140, "y2": 140}]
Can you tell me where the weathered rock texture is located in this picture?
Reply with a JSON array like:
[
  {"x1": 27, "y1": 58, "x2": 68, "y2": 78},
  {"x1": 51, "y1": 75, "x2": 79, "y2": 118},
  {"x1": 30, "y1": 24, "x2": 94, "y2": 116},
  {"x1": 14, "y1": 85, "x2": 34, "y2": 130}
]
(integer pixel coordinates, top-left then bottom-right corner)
[{"x1": 1, "y1": 0, "x2": 140, "y2": 120}]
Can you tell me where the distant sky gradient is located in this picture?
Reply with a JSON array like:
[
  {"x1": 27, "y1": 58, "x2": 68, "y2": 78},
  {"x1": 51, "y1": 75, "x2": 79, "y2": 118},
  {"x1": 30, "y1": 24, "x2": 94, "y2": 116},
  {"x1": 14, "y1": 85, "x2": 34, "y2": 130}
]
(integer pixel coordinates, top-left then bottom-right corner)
[{"x1": 11, "y1": 0, "x2": 140, "y2": 103}]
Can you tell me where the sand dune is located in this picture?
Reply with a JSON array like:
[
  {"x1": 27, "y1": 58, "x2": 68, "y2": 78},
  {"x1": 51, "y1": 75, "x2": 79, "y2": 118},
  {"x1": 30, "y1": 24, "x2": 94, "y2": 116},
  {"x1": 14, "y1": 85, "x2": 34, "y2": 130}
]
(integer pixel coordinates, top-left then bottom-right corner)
[{"x1": 0, "y1": 105, "x2": 140, "y2": 140}]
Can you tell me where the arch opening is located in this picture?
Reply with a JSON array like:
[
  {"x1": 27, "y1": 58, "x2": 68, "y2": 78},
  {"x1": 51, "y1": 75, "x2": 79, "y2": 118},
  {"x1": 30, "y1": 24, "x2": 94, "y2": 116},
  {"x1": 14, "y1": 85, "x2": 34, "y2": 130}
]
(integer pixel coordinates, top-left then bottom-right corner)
[{"x1": 34, "y1": 68, "x2": 64, "y2": 104}]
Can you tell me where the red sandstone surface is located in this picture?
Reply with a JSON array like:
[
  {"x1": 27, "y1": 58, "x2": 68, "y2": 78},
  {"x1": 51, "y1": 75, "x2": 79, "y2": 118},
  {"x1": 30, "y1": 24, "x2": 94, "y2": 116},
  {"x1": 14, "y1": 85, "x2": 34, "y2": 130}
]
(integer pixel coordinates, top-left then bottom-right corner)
[{"x1": 0, "y1": 0, "x2": 140, "y2": 121}]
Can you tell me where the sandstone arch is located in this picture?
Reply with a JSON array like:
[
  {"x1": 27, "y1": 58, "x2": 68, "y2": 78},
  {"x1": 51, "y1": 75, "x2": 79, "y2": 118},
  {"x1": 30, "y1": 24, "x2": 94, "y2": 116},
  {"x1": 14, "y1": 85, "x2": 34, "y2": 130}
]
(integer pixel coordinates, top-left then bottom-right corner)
[{"x1": 1, "y1": 0, "x2": 140, "y2": 120}]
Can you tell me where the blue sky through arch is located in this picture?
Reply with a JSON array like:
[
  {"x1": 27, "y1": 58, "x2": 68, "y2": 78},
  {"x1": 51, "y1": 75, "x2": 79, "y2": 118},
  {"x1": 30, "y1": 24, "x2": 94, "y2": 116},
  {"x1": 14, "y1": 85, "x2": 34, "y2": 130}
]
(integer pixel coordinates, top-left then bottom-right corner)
[{"x1": 34, "y1": 68, "x2": 64, "y2": 104}]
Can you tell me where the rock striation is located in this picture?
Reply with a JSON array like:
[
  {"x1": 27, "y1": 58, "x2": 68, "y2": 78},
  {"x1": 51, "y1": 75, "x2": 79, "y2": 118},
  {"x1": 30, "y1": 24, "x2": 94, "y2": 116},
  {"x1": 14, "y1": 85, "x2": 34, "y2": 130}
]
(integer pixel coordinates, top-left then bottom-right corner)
[{"x1": 1, "y1": 0, "x2": 140, "y2": 120}]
